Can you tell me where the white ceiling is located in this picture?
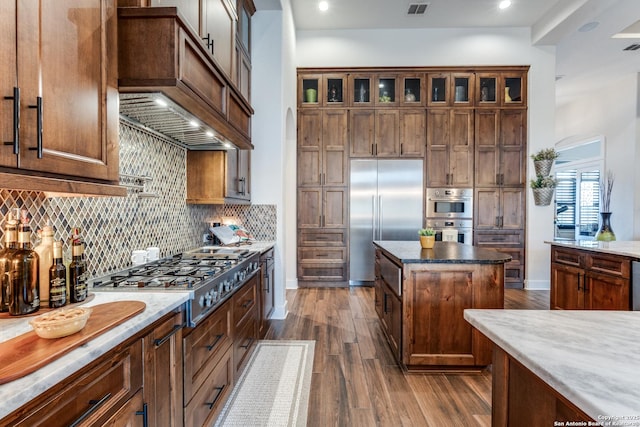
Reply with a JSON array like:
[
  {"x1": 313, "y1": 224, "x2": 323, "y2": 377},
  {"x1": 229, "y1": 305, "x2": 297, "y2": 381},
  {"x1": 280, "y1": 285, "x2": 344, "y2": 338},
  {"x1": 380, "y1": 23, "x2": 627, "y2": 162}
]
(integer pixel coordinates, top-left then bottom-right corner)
[{"x1": 258, "y1": 0, "x2": 640, "y2": 106}]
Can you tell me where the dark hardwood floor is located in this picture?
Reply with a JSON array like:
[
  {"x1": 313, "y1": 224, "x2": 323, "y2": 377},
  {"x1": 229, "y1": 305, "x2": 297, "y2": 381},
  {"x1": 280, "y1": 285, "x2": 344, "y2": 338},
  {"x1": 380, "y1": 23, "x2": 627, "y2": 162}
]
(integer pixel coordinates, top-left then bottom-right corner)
[{"x1": 267, "y1": 287, "x2": 549, "y2": 427}]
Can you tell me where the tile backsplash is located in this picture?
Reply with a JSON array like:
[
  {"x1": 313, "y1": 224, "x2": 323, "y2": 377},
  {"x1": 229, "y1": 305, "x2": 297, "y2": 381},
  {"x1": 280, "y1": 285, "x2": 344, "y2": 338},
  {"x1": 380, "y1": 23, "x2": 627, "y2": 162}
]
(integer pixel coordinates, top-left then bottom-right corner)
[{"x1": 0, "y1": 120, "x2": 276, "y2": 278}]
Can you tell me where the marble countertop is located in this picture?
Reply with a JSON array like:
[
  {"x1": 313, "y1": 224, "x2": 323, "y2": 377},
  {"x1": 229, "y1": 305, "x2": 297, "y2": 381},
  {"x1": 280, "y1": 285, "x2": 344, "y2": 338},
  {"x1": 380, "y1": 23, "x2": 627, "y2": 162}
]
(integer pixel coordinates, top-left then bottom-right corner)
[
  {"x1": 196, "y1": 240, "x2": 275, "y2": 254},
  {"x1": 546, "y1": 240, "x2": 640, "y2": 259},
  {"x1": 0, "y1": 291, "x2": 189, "y2": 420},
  {"x1": 464, "y1": 309, "x2": 640, "y2": 421},
  {"x1": 374, "y1": 241, "x2": 512, "y2": 264}
]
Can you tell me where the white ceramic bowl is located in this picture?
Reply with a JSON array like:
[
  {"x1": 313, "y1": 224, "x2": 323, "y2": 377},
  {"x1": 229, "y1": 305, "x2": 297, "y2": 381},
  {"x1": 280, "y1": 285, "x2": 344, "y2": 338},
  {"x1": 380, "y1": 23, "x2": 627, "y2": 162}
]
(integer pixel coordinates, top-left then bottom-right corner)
[{"x1": 30, "y1": 307, "x2": 92, "y2": 339}]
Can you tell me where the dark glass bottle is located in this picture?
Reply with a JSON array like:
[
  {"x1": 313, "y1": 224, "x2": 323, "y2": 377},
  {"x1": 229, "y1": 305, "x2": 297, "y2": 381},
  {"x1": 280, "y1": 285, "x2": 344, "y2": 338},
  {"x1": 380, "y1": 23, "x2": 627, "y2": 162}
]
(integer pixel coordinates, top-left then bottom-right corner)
[
  {"x1": 69, "y1": 229, "x2": 87, "y2": 303},
  {"x1": 49, "y1": 240, "x2": 67, "y2": 308},
  {"x1": 0, "y1": 213, "x2": 19, "y2": 312},
  {"x1": 8, "y1": 213, "x2": 40, "y2": 315}
]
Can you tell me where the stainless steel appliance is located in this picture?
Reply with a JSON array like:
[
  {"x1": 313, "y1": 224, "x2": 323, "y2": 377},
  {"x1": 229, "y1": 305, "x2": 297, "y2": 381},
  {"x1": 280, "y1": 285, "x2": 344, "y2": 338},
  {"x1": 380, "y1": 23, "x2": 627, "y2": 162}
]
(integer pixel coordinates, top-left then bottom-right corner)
[
  {"x1": 91, "y1": 248, "x2": 260, "y2": 326},
  {"x1": 633, "y1": 261, "x2": 640, "y2": 311},
  {"x1": 349, "y1": 159, "x2": 423, "y2": 284},
  {"x1": 425, "y1": 218, "x2": 473, "y2": 245},
  {"x1": 426, "y1": 188, "x2": 473, "y2": 219}
]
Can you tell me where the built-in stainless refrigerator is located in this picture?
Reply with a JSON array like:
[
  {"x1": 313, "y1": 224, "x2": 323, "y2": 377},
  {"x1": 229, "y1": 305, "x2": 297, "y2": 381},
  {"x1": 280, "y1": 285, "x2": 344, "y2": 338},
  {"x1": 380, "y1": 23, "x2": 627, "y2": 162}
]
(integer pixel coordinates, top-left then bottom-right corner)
[{"x1": 349, "y1": 159, "x2": 424, "y2": 284}]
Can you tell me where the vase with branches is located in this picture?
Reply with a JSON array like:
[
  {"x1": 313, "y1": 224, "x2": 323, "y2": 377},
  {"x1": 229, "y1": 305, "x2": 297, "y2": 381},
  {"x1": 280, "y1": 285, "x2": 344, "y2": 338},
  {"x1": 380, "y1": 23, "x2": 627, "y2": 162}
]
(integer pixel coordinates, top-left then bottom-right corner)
[{"x1": 596, "y1": 171, "x2": 615, "y2": 241}]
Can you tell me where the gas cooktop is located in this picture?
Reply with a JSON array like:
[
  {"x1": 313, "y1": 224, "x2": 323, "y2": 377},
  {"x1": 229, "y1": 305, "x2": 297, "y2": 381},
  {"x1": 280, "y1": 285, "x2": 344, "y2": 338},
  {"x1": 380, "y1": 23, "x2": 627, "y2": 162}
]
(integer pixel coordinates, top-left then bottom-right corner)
[{"x1": 91, "y1": 248, "x2": 261, "y2": 326}]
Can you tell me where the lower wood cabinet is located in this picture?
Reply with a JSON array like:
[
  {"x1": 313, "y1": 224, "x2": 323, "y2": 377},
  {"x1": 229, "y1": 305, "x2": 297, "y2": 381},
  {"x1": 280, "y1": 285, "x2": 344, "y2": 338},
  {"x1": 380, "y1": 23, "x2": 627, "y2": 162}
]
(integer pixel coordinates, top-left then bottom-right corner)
[
  {"x1": 259, "y1": 248, "x2": 275, "y2": 338},
  {"x1": 550, "y1": 245, "x2": 631, "y2": 310},
  {"x1": 475, "y1": 230, "x2": 524, "y2": 288},
  {"x1": 374, "y1": 251, "x2": 402, "y2": 361},
  {"x1": 5, "y1": 338, "x2": 144, "y2": 427},
  {"x1": 232, "y1": 274, "x2": 258, "y2": 381},
  {"x1": 143, "y1": 311, "x2": 184, "y2": 427}
]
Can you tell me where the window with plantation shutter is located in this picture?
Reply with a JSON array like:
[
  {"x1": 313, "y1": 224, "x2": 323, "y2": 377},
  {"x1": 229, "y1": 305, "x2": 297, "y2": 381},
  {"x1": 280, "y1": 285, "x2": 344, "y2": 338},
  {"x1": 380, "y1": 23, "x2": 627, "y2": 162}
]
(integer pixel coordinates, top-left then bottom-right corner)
[{"x1": 554, "y1": 169, "x2": 600, "y2": 239}]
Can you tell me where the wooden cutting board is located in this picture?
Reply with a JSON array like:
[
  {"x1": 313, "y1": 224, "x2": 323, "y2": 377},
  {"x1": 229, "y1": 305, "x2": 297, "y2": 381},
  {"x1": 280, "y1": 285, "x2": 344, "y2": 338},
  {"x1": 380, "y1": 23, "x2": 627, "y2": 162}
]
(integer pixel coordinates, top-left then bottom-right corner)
[{"x1": 0, "y1": 301, "x2": 146, "y2": 385}]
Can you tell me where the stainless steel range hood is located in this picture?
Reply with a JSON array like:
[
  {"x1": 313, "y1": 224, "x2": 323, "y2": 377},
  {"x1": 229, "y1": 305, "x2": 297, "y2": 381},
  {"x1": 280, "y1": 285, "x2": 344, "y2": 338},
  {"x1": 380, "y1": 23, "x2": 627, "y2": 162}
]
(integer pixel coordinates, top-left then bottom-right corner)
[
  {"x1": 117, "y1": 7, "x2": 253, "y2": 151},
  {"x1": 120, "y1": 93, "x2": 233, "y2": 150}
]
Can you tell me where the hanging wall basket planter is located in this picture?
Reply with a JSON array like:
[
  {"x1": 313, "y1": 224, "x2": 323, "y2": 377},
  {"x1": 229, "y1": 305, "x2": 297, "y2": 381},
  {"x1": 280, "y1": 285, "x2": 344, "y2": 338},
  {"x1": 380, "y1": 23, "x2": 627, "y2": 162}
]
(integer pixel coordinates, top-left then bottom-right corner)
[
  {"x1": 534, "y1": 159, "x2": 553, "y2": 178},
  {"x1": 532, "y1": 187, "x2": 554, "y2": 206}
]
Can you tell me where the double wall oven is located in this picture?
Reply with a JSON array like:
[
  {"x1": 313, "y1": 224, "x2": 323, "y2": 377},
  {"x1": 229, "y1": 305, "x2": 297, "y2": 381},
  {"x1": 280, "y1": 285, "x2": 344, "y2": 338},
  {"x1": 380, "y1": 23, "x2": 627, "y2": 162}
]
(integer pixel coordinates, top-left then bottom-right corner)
[{"x1": 425, "y1": 188, "x2": 473, "y2": 245}]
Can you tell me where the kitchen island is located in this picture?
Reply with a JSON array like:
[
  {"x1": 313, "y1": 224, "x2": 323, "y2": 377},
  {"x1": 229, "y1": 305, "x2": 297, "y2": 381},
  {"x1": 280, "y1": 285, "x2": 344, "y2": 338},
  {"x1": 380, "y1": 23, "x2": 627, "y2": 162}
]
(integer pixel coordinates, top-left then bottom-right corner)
[
  {"x1": 464, "y1": 309, "x2": 640, "y2": 426},
  {"x1": 373, "y1": 241, "x2": 511, "y2": 371},
  {"x1": 548, "y1": 240, "x2": 640, "y2": 310}
]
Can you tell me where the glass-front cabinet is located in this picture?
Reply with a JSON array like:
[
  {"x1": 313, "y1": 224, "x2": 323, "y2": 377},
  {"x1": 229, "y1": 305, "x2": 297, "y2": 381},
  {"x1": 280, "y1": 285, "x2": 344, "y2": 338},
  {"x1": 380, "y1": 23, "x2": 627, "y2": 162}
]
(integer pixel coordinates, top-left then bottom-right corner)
[
  {"x1": 476, "y1": 71, "x2": 526, "y2": 107},
  {"x1": 375, "y1": 75, "x2": 398, "y2": 106},
  {"x1": 299, "y1": 74, "x2": 322, "y2": 107},
  {"x1": 298, "y1": 74, "x2": 347, "y2": 107},
  {"x1": 350, "y1": 74, "x2": 373, "y2": 105},
  {"x1": 324, "y1": 74, "x2": 346, "y2": 106},
  {"x1": 427, "y1": 73, "x2": 473, "y2": 106},
  {"x1": 400, "y1": 74, "x2": 424, "y2": 106}
]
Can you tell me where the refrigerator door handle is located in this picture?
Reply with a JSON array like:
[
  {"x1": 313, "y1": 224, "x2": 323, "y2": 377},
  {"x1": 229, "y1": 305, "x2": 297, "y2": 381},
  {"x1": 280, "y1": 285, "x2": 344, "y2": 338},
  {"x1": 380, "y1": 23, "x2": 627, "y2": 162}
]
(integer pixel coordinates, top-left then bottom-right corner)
[
  {"x1": 372, "y1": 195, "x2": 376, "y2": 241},
  {"x1": 378, "y1": 195, "x2": 383, "y2": 240}
]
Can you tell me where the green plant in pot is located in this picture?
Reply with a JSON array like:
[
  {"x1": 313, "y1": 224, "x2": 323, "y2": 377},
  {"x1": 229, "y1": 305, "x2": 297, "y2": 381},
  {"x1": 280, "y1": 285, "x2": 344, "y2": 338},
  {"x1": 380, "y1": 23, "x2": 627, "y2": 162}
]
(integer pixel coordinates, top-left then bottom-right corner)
[
  {"x1": 531, "y1": 148, "x2": 559, "y2": 177},
  {"x1": 530, "y1": 176, "x2": 557, "y2": 206},
  {"x1": 419, "y1": 228, "x2": 436, "y2": 249}
]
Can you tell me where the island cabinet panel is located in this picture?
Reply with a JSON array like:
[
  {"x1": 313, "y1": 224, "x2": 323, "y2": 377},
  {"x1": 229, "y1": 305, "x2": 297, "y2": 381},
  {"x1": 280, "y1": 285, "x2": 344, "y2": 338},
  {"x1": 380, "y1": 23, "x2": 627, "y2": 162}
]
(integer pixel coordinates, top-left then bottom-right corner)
[
  {"x1": 550, "y1": 245, "x2": 632, "y2": 310},
  {"x1": 403, "y1": 263, "x2": 503, "y2": 369},
  {"x1": 492, "y1": 347, "x2": 593, "y2": 427}
]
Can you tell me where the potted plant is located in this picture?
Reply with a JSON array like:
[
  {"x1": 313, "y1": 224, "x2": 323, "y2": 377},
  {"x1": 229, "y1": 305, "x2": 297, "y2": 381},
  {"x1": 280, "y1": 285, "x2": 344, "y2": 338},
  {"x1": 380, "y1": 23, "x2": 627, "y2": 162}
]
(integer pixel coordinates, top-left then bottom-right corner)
[
  {"x1": 531, "y1": 148, "x2": 559, "y2": 177},
  {"x1": 418, "y1": 228, "x2": 436, "y2": 249},
  {"x1": 530, "y1": 176, "x2": 557, "y2": 206}
]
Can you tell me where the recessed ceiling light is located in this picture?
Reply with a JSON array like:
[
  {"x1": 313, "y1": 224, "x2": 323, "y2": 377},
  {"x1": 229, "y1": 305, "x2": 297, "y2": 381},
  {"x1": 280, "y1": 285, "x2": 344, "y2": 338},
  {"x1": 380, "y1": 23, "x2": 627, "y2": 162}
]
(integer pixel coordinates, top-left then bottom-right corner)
[
  {"x1": 318, "y1": 1, "x2": 328, "y2": 12},
  {"x1": 498, "y1": 0, "x2": 511, "y2": 9}
]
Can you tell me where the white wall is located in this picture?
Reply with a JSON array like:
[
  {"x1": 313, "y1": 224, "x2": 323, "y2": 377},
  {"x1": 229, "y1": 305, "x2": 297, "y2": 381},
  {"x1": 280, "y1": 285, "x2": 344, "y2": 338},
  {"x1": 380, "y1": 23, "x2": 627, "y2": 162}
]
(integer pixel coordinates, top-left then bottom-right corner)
[
  {"x1": 555, "y1": 72, "x2": 639, "y2": 240},
  {"x1": 252, "y1": 0, "x2": 298, "y2": 317},
  {"x1": 295, "y1": 27, "x2": 557, "y2": 289}
]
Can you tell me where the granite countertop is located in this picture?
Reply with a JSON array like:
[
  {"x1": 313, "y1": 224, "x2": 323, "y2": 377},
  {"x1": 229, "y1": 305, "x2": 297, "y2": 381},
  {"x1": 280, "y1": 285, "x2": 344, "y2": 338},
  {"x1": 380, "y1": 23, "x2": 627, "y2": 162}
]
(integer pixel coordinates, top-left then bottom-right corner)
[
  {"x1": 374, "y1": 240, "x2": 512, "y2": 264},
  {"x1": 0, "y1": 291, "x2": 189, "y2": 420},
  {"x1": 546, "y1": 240, "x2": 640, "y2": 259},
  {"x1": 464, "y1": 309, "x2": 640, "y2": 421}
]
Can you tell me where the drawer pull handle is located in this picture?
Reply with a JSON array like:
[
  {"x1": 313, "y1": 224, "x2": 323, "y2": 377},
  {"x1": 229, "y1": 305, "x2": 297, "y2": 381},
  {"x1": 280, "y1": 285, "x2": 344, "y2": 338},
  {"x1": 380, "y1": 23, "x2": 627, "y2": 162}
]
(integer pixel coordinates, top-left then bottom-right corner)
[
  {"x1": 206, "y1": 334, "x2": 224, "y2": 351},
  {"x1": 3, "y1": 87, "x2": 19, "y2": 154},
  {"x1": 242, "y1": 299, "x2": 254, "y2": 309},
  {"x1": 69, "y1": 392, "x2": 112, "y2": 427},
  {"x1": 205, "y1": 385, "x2": 226, "y2": 410},
  {"x1": 154, "y1": 323, "x2": 183, "y2": 347},
  {"x1": 136, "y1": 402, "x2": 149, "y2": 427},
  {"x1": 240, "y1": 337, "x2": 255, "y2": 349}
]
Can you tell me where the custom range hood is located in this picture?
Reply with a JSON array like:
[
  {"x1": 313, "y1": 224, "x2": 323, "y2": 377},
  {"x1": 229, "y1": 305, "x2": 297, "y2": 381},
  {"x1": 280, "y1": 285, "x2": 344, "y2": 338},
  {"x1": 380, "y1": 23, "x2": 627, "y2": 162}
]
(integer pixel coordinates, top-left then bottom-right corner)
[{"x1": 117, "y1": 7, "x2": 253, "y2": 150}]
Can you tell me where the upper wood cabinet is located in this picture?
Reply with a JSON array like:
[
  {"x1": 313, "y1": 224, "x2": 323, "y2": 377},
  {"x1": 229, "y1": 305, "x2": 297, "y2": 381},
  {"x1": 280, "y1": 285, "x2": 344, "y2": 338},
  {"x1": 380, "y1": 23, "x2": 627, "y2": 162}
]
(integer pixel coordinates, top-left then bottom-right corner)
[
  {"x1": 399, "y1": 110, "x2": 426, "y2": 157},
  {"x1": 235, "y1": 0, "x2": 255, "y2": 101},
  {"x1": 349, "y1": 74, "x2": 373, "y2": 106},
  {"x1": 298, "y1": 73, "x2": 348, "y2": 107},
  {"x1": 202, "y1": 0, "x2": 237, "y2": 80},
  {"x1": 426, "y1": 109, "x2": 474, "y2": 187},
  {"x1": 476, "y1": 71, "x2": 527, "y2": 107},
  {"x1": 427, "y1": 72, "x2": 475, "y2": 107},
  {"x1": 1, "y1": 0, "x2": 120, "y2": 183},
  {"x1": 186, "y1": 149, "x2": 251, "y2": 204},
  {"x1": 375, "y1": 75, "x2": 399, "y2": 107},
  {"x1": 349, "y1": 110, "x2": 407, "y2": 158},
  {"x1": 298, "y1": 109, "x2": 348, "y2": 187},
  {"x1": 474, "y1": 108, "x2": 526, "y2": 187},
  {"x1": 399, "y1": 74, "x2": 425, "y2": 107}
]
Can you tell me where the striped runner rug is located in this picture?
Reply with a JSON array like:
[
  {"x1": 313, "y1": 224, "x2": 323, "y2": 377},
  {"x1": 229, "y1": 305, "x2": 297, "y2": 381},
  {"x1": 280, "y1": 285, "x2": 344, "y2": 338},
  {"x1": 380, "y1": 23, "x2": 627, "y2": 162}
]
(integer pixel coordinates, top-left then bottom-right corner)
[{"x1": 214, "y1": 340, "x2": 315, "y2": 427}]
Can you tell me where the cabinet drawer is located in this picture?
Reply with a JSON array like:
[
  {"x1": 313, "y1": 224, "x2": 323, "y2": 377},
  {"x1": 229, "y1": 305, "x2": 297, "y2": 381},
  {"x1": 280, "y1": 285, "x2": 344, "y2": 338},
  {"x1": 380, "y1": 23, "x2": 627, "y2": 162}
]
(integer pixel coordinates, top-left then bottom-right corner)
[
  {"x1": 233, "y1": 275, "x2": 258, "y2": 327},
  {"x1": 233, "y1": 309, "x2": 257, "y2": 380},
  {"x1": 11, "y1": 340, "x2": 143, "y2": 427},
  {"x1": 185, "y1": 347, "x2": 233, "y2": 427},
  {"x1": 298, "y1": 262, "x2": 348, "y2": 281},
  {"x1": 298, "y1": 246, "x2": 347, "y2": 262},
  {"x1": 298, "y1": 229, "x2": 347, "y2": 246},
  {"x1": 552, "y1": 247, "x2": 585, "y2": 268},
  {"x1": 475, "y1": 231, "x2": 523, "y2": 246},
  {"x1": 587, "y1": 253, "x2": 631, "y2": 279},
  {"x1": 183, "y1": 301, "x2": 232, "y2": 404}
]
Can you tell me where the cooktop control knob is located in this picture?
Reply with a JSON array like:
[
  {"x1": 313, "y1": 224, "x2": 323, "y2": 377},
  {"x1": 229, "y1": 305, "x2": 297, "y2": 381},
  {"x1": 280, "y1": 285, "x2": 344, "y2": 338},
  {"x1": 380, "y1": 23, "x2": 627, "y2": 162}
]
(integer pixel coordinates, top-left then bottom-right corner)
[{"x1": 198, "y1": 295, "x2": 205, "y2": 308}]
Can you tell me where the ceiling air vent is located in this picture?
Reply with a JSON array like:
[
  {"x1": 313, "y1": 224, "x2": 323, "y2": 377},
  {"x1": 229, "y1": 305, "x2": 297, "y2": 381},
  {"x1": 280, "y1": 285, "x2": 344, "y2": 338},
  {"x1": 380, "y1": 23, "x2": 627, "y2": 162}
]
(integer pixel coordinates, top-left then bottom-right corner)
[
  {"x1": 623, "y1": 43, "x2": 640, "y2": 51},
  {"x1": 407, "y1": 3, "x2": 428, "y2": 15}
]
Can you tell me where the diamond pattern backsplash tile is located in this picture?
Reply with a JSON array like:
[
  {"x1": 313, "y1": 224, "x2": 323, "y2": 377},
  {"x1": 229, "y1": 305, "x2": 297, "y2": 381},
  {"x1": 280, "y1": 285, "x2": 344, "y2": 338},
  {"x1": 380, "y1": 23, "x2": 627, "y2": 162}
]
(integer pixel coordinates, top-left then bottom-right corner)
[{"x1": 0, "y1": 120, "x2": 276, "y2": 278}]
